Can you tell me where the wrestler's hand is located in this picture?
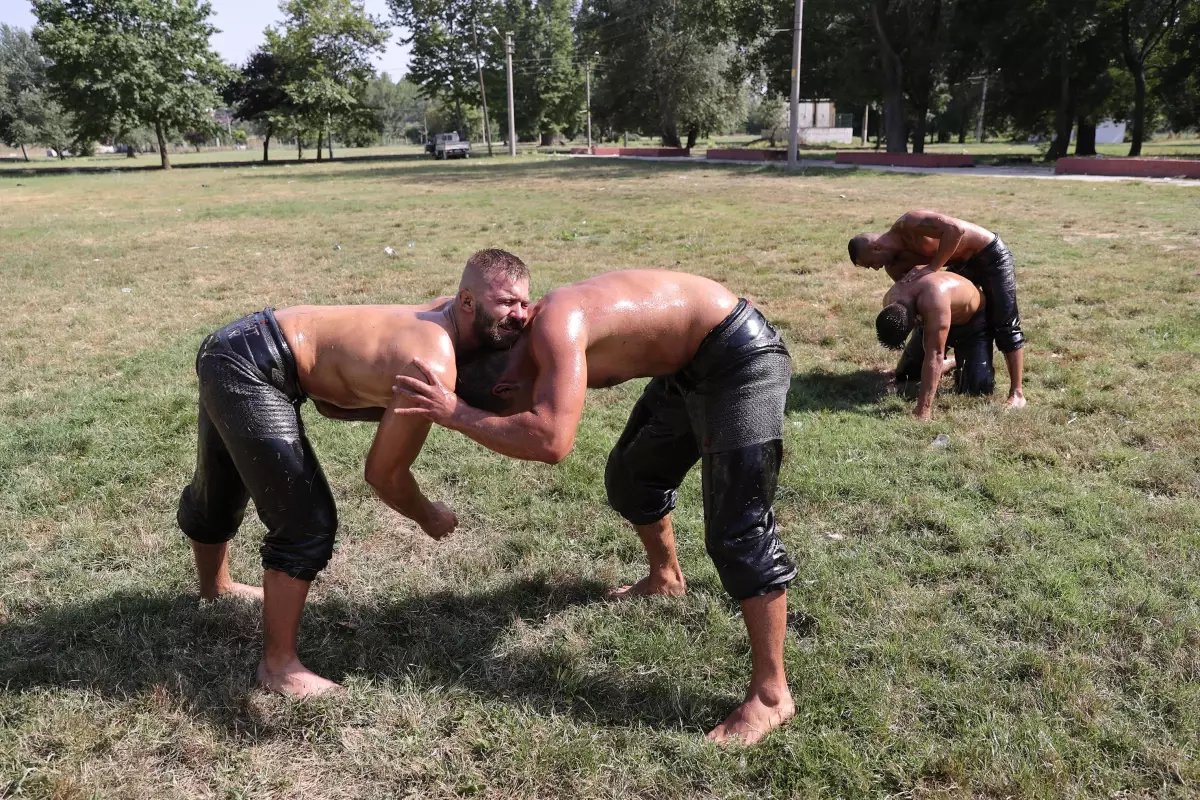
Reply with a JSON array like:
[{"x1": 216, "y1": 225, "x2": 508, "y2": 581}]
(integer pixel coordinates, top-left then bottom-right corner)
[
  {"x1": 392, "y1": 358, "x2": 457, "y2": 423},
  {"x1": 421, "y1": 501, "x2": 458, "y2": 540},
  {"x1": 899, "y1": 267, "x2": 929, "y2": 284}
]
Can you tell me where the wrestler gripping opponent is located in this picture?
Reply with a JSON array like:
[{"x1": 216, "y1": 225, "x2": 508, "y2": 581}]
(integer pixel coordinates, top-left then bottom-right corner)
[
  {"x1": 848, "y1": 210, "x2": 1026, "y2": 409},
  {"x1": 877, "y1": 271, "x2": 993, "y2": 420},
  {"x1": 394, "y1": 270, "x2": 799, "y2": 745},
  {"x1": 176, "y1": 249, "x2": 530, "y2": 697}
]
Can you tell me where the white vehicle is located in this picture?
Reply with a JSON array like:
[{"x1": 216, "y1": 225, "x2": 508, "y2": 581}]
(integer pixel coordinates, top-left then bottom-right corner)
[{"x1": 427, "y1": 132, "x2": 471, "y2": 160}]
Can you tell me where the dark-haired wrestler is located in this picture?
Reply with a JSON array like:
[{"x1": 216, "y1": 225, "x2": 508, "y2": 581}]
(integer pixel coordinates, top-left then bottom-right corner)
[
  {"x1": 848, "y1": 210, "x2": 1025, "y2": 409},
  {"x1": 394, "y1": 270, "x2": 798, "y2": 746},
  {"x1": 877, "y1": 271, "x2": 993, "y2": 421},
  {"x1": 176, "y1": 249, "x2": 530, "y2": 698}
]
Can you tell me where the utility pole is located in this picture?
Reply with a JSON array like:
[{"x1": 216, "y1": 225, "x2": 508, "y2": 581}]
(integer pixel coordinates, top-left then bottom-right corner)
[
  {"x1": 975, "y1": 74, "x2": 989, "y2": 143},
  {"x1": 585, "y1": 54, "x2": 593, "y2": 153},
  {"x1": 505, "y1": 31, "x2": 516, "y2": 157},
  {"x1": 786, "y1": 0, "x2": 805, "y2": 170},
  {"x1": 471, "y1": 22, "x2": 493, "y2": 157}
]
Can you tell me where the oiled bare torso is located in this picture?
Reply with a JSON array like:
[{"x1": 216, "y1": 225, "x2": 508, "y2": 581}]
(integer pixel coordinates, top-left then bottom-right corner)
[
  {"x1": 536, "y1": 270, "x2": 738, "y2": 387},
  {"x1": 276, "y1": 300, "x2": 453, "y2": 409}
]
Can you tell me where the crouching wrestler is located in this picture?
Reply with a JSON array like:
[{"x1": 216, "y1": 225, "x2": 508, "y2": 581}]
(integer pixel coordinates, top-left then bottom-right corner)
[
  {"x1": 392, "y1": 269, "x2": 799, "y2": 745},
  {"x1": 176, "y1": 249, "x2": 530, "y2": 697},
  {"x1": 877, "y1": 270, "x2": 994, "y2": 420}
]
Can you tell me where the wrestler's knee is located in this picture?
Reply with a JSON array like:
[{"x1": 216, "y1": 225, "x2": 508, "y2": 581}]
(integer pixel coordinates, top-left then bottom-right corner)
[
  {"x1": 260, "y1": 505, "x2": 338, "y2": 581},
  {"x1": 605, "y1": 446, "x2": 676, "y2": 526},
  {"x1": 956, "y1": 364, "x2": 995, "y2": 396},
  {"x1": 177, "y1": 488, "x2": 241, "y2": 545},
  {"x1": 705, "y1": 515, "x2": 798, "y2": 600}
]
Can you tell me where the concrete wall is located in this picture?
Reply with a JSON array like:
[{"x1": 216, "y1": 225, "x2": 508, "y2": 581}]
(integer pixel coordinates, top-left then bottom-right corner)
[{"x1": 800, "y1": 127, "x2": 854, "y2": 144}]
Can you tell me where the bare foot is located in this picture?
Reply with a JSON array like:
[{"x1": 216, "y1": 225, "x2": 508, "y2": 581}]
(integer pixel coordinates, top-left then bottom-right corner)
[
  {"x1": 200, "y1": 582, "x2": 264, "y2": 602},
  {"x1": 257, "y1": 658, "x2": 342, "y2": 699},
  {"x1": 606, "y1": 572, "x2": 687, "y2": 600},
  {"x1": 706, "y1": 690, "x2": 796, "y2": 747},
  {"x1": 1004, "y1": 392, "x2": 1027, "y2": 410}
]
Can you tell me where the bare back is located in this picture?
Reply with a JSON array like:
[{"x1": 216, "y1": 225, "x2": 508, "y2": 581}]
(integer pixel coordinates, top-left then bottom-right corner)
[
  {"x1": 534, "y1": 270, "x2": 738, "y2": 388},
  {"x1": 276, "y1": 300, "x2": 454, "y2": 409},
  {"x1": 885, "y1": 272, "x2": 983, "y2": 326},
  {"x1": 892, "y1": 211, "x2": 995, "y2": 265}
]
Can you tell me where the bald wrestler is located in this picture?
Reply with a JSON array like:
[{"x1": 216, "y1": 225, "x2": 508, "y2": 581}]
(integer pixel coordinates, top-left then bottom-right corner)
[
  {"x1": 848, "y1": 210, "x2": 1025, "y2": 409},
  {"x1": 877, "y1": 271, "x2": 994, "y2": 420},
  {"x1": 394, "y1": 270, "x2": 799, "y2": 745},
  {"x1": 176, "y1": 249, "x2": 530, "y2": 697}
]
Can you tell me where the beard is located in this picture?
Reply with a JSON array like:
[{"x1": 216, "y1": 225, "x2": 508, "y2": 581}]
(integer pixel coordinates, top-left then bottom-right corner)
[{"x1": 474, "y1": 308, "x2": 523, "y2": 349}]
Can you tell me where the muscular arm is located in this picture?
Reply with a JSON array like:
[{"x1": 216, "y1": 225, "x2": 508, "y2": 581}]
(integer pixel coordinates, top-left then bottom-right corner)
[
  {"x1": 364, "y1": 362, "x2": 455, "y2": 536},
  {"x1": 914, "y1": 292, "x2": 952, "y2": 421},
  {"x1": 895, "y1": 211, "x2": 969, "y2": 280},
  {"x1": 441, "y1": 313, "x2": 588, "y2": 464}
]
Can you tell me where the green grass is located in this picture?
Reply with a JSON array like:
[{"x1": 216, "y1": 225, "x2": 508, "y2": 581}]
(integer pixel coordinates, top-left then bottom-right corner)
[{"x1": 1, "y1": 155, "x2": 1198, "y2": 799}]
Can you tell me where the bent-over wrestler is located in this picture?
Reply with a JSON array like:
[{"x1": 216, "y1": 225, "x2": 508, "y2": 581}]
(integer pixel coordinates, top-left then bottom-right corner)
[
  {"x1": 877, "y1": 271, "x2": 993, "y2": 420},
  {"x1": 394, "y1": 270, "x2": 799, "y2": 745},
  {"x1": 848, "y1": 210, "x2": 1026, "y2": 409},
  {"x1": 176, "y1": 249, "x2": 530, "y2": 697}
]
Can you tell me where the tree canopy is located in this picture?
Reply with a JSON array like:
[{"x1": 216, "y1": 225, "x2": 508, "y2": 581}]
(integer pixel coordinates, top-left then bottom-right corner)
[{"x1": 32, "y1": 0, "x2": 231, "y2": 168}]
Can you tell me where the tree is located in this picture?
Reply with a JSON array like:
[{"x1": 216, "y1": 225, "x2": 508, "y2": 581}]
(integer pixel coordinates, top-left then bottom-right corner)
[
  {"x1": 266, "y1": 0, "x2": 388, "y2": 161},
  {"x1": 1156, "y1": 1, "x2": 1200, "y2": 129},
  {"x1": 0, "y1": 25, "x2": 73, "y2": 161},
  {"x1": 578, "y1": 0, "x2": 746, "y2": 148},
  {"x1": 32, "y1": 0, "x2": 231, "y2": 169},
  {"x1": 365, "y1": 72, "x2": 429, "y2": 142},
  {"x1": 1117, "y1": 0, "x2": 1186, "y2": 156},
  {"x1": 389, "y1": 0, "x2": 484, "y2": 137},
  {"x1": 225, "y1": 49, "x2": 291, "y2": 162},
  {"x1": 747, "y1": 92, "x2": 788, "y2": 146}
]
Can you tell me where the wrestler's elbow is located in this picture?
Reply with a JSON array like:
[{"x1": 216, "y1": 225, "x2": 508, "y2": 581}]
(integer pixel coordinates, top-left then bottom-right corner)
[{"x1": 535, "y1": 432, "x2": 575, "y2": 464}]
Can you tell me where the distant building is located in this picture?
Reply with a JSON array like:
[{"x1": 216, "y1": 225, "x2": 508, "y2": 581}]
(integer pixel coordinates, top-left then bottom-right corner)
[{"x1": 798, "y1": 100, "x2": 854, "y2": 145}]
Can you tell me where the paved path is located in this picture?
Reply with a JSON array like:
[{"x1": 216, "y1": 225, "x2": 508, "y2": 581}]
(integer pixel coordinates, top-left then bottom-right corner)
[{"x1": 563, "y1": 153, "x2": 1200, "y2": 187}]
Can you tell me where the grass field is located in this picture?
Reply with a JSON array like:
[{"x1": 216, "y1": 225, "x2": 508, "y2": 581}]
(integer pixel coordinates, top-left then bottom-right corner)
[{"x1": 1, "y1": 155, "x2": 1198, "y2": 799}]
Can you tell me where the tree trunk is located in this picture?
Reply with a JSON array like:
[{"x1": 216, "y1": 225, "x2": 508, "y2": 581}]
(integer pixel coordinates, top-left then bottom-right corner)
[
  {"x1": 155, "y1": 121, "x2": 171, "y2": 170},
  {"x1": 327, "y1": 130, "x2": 333, "y2": 160},
  {"x1": 1075, "y1": 116, "x2": 1097, "y2": 156},
  {"x1": 20, "y1": 143, "x2": 28, "y2": 162},
  {"x1": 911, "y1": 96, "x2": 929, "y2": 154},
  {"x1": 56, "y1": 145, "x2": 65, "y2": 160},
  {"x1": 685, "y1": 126, "x2": 698, "y2": 150},
  {"x1": 871, "y1": 1, "x2": 908, "y2": 153},
  {"x1": 1129, "y1": 65, "x2": 1146, "y2": 156},
  {"x1": 298, "y1": 136, "x2": 303, "y2": 160},
  {"x1": 1048, "y1": 21, "x2": 1074, "y2": 160},
  {"x1": 263, "y1": 127, "x2": 272, "y2": 163},
  {"x1": 958, "y1": 113, "x2": 967, "y2": 144},
  {"x1": 540, "y1": 131, "x2": 553, "y2": 146},
  {"x1": 316, "y1": 129, "x2": 324, "y2": 161}
]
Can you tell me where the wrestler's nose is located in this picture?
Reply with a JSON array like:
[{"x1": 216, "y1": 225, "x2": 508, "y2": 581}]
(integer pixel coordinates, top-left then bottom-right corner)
[{"x1": 511, "y1": 304, "x2": 530, "y2": 326}]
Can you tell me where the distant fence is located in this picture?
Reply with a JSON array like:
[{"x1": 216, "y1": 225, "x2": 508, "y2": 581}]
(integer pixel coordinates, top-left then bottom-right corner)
[
  {"x1": 835, "y1": 152, "x2": 975, "y2": 168},
  {"x1": 706, "y1": 149, "x2": 787, "y2": 162},
  {"x1": 1055, "y1": 157, "x2": 1200, "y2": 179},
  {"x1": 571, "y1": 147, "x2": 691, "y2": 157}
]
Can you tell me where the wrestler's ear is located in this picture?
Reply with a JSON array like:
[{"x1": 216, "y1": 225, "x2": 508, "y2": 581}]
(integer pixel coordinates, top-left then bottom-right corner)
[{"x1": 457, "y1": 286, "x2": 476, "y2": 313}]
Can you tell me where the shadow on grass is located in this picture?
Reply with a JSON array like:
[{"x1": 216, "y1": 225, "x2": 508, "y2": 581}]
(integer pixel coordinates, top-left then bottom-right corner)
[
  {"x1": 786, "y1": 368, "x2": 894, "y2": 414},
  {"x1": 0, "y1": 576, "x2": 728, "y2": 739}
]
